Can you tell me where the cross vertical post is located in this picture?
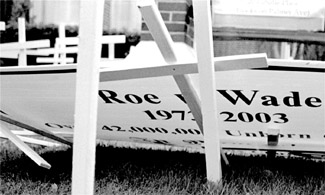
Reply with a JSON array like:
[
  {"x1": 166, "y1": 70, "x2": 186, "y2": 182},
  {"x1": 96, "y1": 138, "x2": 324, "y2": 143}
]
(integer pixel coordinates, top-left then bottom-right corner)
[
  {"x1": 71, "y1": 0, "x2": 104, "y2": 194},
  {"x1": 193, "y1": 0, "x2": 222, "y2": 182},
  {"x1": 108, "y1": 42, "x2": 114, "y2": 60},
  {"x1": 0, "y1": 22, "x2": 5, "y2": 31},
  {"x1": 58, "y1": 23, "x2": 67, "y2": 64},
  {"x1": 18, "y1": 18, "x2": 27, "y2": 66}
]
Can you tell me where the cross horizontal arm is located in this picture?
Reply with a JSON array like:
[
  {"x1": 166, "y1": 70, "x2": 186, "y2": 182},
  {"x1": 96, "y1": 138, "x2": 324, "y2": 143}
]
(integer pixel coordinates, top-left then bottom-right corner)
[
  {"x1": 37, "y1": 57, "x2": 74, "y2": 64},
  {"x1": 101, "y1": 35, "x2": 126, "y2": 44},
  {"x1": 100, "y1": 53, "x2": 267, "y2": 82},
  {"x1": 27, "y1": 47, "x2": 79, "y2": 56},
  {"x1": 54, "y1": 35, "x2": 125, "y2": 46},
  {"x1": 0, "y1": 40, "x2": 50, "y2": 51}
]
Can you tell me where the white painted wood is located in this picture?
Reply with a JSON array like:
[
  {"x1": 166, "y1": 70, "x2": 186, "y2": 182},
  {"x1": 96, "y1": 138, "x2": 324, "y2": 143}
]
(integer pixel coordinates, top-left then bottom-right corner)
[
  {"x1": 102, "y1": 35, "x2": 126, "y2": 60},
  {"x1": 0, "y1": 18, "x2": 50, "y2": 62},
  {"x1": 0, "y1": 51, "x2": 18, "y2": 58},
  {"x1": 138, "y1": 2, "x2": 203, "y2": 131},
  {"x1": 268, "y1": 58, "x2": 325, "y2": 68},
  {"x1": 193, "y1": 0, "x2": 222, "y2": 182},
  {"x1": 36, "y1": 57, "x2": 74, "y2": 64},
  {"x1": 17, "y1": 136, "x2": 62, "y2": 147},
  {"x1": 0, "y1": 40, "x2": 50, "y2": 60},
  {"x1": 173, "y1": 75, "x2": 203, "y2": 130},
  {"x1": 281, "y1": 42, "x2": 291, "y2": 59},
  {"x1": 58, "y1": 24, "x2": 67, "y2": 64},
  {"x1": 56, "y1": 37, "x2": 79, "y2": 45},
  {"x1": 0, "y1": 21, "x2": 5, "y2": 31},
  {"x1": 0, "y1": 122, "x2": 51, "y2": 169},
  {"x1": 0, "y1": 130, "x2": 62, "y2": 147},
  {"x1": 35, "y1": 35, "x2": 125, "y2": 63},
  {"x1": 213, "y1": 53, "x2": 267, "y2": 71},
  {"x1": 0, "y1": 115, "x2": 73, "y2": 146},
  {"x1": 109, "y1": 44, "x2": 115, "y2": 60},
  {"x1": 100, "y1": 53, "x2": 267, "y2": 81},
  {"x1": 28, "y1": 47, "x2": 78, "y2": 55},
  {"x1": 18, "y1": 18, "x2": 27, "y2": 66},
  {"x1": 71, "y1": 0, "x2": 104, "y2": 194},
  {"x1": 0, "y1": 40, "x2": 50, "y2": 51},
  {"x1": 9, "y1": 130, "x2": 38, "y2": 136},
  {"x1": 53, "y1": 36, "x2": 125, "y2": 45},
  {"x1": 101, "y1": 35, "x2": 126, "y2": 43}
]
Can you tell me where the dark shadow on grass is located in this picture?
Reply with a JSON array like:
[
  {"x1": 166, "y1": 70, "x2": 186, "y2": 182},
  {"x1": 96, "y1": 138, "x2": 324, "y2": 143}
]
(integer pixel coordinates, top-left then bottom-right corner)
[{"x1": 1, "y1": 142, "x2": 324, "y2": 194}]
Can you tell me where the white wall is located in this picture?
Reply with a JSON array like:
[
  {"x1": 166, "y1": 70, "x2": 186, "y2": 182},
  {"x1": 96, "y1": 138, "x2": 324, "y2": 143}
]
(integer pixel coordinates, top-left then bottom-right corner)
[
  {"x1": 108, "y1": 0, "x2": 141, "y2": 32},
  {"x1": 30, "y1": 0, "x2": 141, "y2": 33}
]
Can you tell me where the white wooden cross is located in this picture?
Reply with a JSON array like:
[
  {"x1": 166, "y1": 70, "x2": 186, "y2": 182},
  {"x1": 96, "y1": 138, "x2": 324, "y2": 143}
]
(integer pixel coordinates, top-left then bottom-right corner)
[
  {"x1": 193, "y1": 0, "x2": 223, "y2": 182},
  {"x1": 35, "y1": 24, "x2": 77, "y2": 64},
  {"x1": 36, "y1": 23, "x2": 126, "y2": 64},
  {"x1": 71, "y1": 0, "x2": 104, "y2": 194},
  {"x1": 138, "y1": 1, "x2": 223, "y2": 182},
  {"x1": 0, "y1": 20, "x2": 54, "y2": 167},
  {"x1": 71, "y1": 0, "x2": 267, "y2": 194},
  {"x1": 0, "y1": 18, "x2": 50, "y2": 66}
]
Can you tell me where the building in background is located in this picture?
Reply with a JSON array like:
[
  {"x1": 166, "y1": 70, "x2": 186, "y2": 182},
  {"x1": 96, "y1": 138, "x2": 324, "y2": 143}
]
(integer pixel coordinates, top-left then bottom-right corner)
[
  {"x1": 1, "y1": 0, "x2": 324, "y2": 60},
  {"x1": 29, "y1": 0, "x2": 142, "y2": 33},
  {"x1": 30, "y1": 0, "x2": 80, "y2": 26}
]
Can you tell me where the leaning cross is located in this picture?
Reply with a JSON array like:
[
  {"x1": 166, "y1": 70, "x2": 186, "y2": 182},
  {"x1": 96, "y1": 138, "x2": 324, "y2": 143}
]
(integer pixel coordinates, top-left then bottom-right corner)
[{"x1": 71, "y1": 0, "x2": 268, "y2": 194}]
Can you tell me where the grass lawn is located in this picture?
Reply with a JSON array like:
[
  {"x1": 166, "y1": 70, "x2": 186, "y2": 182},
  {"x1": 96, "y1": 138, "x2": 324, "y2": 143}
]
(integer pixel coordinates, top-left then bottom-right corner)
[{"x1": 0, "y1": 140, "x2": 324, "y2": 195}]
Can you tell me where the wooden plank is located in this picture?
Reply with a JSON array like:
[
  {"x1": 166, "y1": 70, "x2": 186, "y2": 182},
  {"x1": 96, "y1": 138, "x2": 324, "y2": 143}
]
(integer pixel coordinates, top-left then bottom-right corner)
[
  {"x1": 280, "y1": 42, "x2": 291, "y2": 59},
  {"x1": 71, "y1": 0, "x2": 104, "y2": 194},
  {"x1": 9, "y1": 130, "x2": 37, "y2": 136},
  {"x1": 56, "y1": 37, "x2": 79, "y2": 45},
  {"x1": 102, "y1": 35, "x2": 126, "y2": 60},
  {"x1": 0, "y1": 122, "x2": 51, "y2": 169},
  {"x1": 138, "y1": 1, "x2": 203, "y2": 132},
  {"x1": 0, "y1": 40, "x2": 50, "y2": 51},
  {"x1": 0, "y1": 21, "x2": 5, "y2": 31},
  {"x1": 27, "y1": 47, "x2": 78, "y2": 55},
  {"x1": 55, "y1": 35, "x2": 125, "y2": 45},
  {"x1": 32, "y1": 35, "x2": 124, "y2": 62},
  {"x1": 37, "y1": 57, "x2": 74, "y2": 64},
  {"x1": 58, "y1": 24, "x2": 67, "y2": 64},
  {"x1": 101, "y1": 35, "x2": 126, "y2": 43},
  {"x1": 268, "y1": 59, "x2": 325, "y2": 68},
  {"x1": 173, "y1": 75, "x2": 203, "y2": 130},
  {"x1": 213, "y1": 27, "x2": 325, "y2": 44},
  {"x1": 16, "y1": 136, "x2": 62, "y2": 147},
  {"x1": 100, "y1": 53, "x2": 267, "y2": 82},
  {"x1": 213, "y1": 53, "x2": 267, "y2": 71},
  {"x1": 138, "y1": 2, "x2": 176, "y2": 63},
  {"x1": 0, "y1": 131, "x2": 62, "y2": 147},
  {"x1": 0, "y1": 115, "x2": 72, "y2": 146},
  {"x1": 108, "y1": 44, "x2": 115, "y2": 60},
  {"x1": 18, "y1": 18, "x2": 27, "y2": 66},
  {"x1": 193, "y1": 0, "x2": 222, "y2": 182},
  {"x1": 0, "y1": 51, "x2": 18, "y2": 58}
]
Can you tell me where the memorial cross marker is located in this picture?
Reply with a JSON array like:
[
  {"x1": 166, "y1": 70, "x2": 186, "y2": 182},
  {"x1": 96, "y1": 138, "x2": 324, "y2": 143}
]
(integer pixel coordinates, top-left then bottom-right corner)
[
  {"x1": 193, "y1": 0, "x2": 222, "y2": 182},
  {"x1": 71, "y1": 0, "x2": 104, "y2": 194},
  {"x1": 0, "y1": 18, "x2": 50, "y2": 65}
]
